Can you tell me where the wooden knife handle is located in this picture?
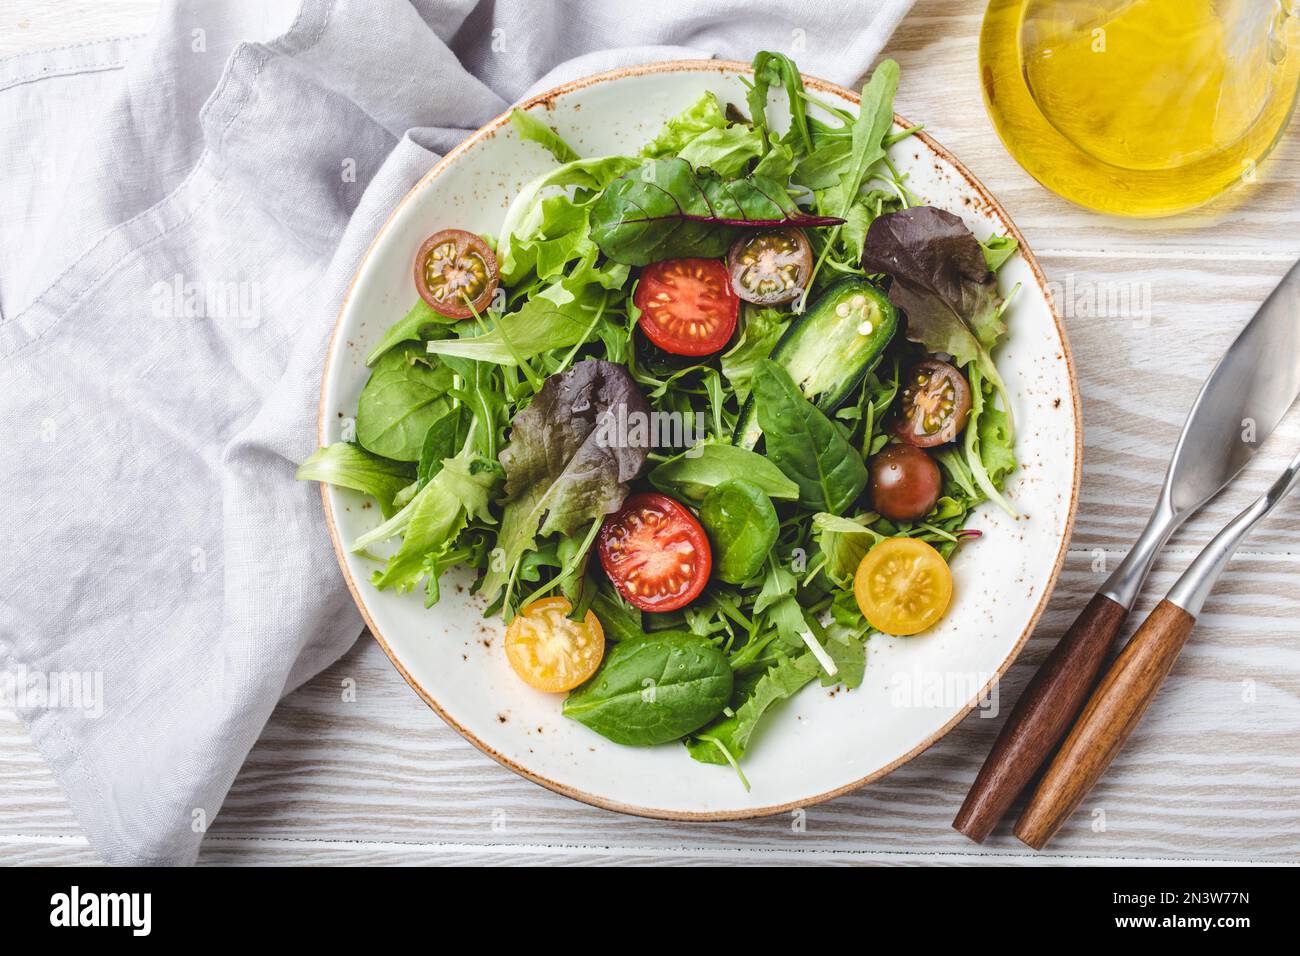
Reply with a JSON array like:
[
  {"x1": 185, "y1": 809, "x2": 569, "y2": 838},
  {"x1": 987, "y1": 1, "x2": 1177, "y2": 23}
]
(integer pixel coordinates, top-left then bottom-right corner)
[
  {"x1": 1014, "y1": 598, "x2": 1197, "y2": 849},
  {"x1": 953, "y1": 592, "x2": 1128, "y2": 842}
]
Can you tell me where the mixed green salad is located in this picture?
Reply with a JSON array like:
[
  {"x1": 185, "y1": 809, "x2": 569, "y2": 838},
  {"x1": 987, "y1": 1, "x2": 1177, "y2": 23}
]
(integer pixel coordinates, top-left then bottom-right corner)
[{"x1": 300, "y1": 52, "x2": 1019, "y2": 785}]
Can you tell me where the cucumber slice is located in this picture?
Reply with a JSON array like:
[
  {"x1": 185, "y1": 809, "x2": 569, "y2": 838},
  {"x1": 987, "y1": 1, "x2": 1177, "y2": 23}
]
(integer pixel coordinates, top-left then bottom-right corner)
[{"x1": 733, "y1": 278, "x2": 898, "y2": 448}]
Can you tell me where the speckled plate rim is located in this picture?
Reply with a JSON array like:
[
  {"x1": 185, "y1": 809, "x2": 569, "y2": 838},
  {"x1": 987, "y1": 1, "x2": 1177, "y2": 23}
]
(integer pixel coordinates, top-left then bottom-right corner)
[{"x1": 316, "y1": 58, "x2": 1083, "y2": 822}]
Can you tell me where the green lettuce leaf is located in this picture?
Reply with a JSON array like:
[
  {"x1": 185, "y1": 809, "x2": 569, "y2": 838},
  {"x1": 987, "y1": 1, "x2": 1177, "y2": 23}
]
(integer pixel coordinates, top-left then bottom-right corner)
[
  {"x1": 295, "y1": 443, "x2": 416, "y2": 519},
  {"x1": 510, "y1": 108, "x2": 579, "y2": 163},
  {"x1": 641, "y1": 91, "x2": 729, "y2": 158}
]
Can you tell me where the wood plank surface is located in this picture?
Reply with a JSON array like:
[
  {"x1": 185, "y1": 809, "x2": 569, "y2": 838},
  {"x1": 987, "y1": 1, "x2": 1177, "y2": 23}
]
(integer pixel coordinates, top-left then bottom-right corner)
[{"x1": 2, "y1": 0, "x2": 1298, "y2": 865}]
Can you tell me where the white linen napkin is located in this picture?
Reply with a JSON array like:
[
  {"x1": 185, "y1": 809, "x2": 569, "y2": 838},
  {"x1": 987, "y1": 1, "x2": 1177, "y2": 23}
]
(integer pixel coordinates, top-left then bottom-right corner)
[{"x1": 0, "y1": 0, "x2": 913, "y2": 865}]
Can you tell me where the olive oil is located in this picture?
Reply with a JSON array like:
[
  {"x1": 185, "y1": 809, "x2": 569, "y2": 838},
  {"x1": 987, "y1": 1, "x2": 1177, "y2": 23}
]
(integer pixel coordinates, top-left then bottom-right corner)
[{"x1": 981, "y1": 0, "x2": 1300, "y2": 216}]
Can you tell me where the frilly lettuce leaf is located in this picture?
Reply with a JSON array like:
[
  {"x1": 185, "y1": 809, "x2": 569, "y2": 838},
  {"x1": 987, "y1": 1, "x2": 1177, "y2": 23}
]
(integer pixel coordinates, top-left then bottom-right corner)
[{"x1": 479, "y1": 360, "x2": 651, "y2": 607}]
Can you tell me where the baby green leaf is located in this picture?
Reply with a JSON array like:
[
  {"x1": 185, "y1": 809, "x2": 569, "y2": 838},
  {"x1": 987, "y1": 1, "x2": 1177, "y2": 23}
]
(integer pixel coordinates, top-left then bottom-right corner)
[
  {"x1": 563, "y1": 633, "x2": 733, "y2": 746},
  {"x1": 295, "y1": 443, "x2": 416, "y2": 519},
  {"x1": 355, "y1": 344, "x2": 455, "y2": 461},
  {"x1": 700, "y1": 480, "x2": 780, "y2": 584},
  {"x1": 751, "y1": 359, "x2": 868, "y2": 514}
]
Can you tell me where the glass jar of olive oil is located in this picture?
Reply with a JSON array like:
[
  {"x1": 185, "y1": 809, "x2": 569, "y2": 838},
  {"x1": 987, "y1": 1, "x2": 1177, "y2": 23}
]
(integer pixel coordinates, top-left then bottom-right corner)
[{"x1": 981, "y1": 0, "x2": 1300, "y2": 216}]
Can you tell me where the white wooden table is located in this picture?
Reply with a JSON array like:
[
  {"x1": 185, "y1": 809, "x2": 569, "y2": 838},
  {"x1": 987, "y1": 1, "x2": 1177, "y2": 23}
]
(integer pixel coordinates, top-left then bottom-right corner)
[{"x1": 3, "y1": 0, "x2": 1298, "y2": 866}]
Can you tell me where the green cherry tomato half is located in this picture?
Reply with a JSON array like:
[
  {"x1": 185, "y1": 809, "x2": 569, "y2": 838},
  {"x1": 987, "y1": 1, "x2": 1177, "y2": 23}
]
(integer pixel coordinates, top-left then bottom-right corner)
[{"x1": 699, "y1": 479, "x2": 780, "y2": 584}]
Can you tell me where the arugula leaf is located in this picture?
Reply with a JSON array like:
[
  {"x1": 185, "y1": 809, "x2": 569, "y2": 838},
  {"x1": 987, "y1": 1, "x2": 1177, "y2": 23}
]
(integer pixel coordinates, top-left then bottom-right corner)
[
  {"x1": 641, "y1": 92, "x2": 729, "y2": 158},
  {"x1": 648, "y1": 442, "x2": 799, "y2": 503},
  {"x1": 813, "y1": 59, "x2": 899, "y2": 221},
  {"x1": 686, "y1": 649, "x2": 822, "y2": 765},
  {"x1": 355, "y1": 344, "x2": 455, "y2": 461},
  {"x1": 295, "y1": 443, "x2": 416, "y2": 519},
  {"x1": 751, "y1": 359, "x2": 868, "y2": 514},
  {"x1": 590, "y1": 158, "x2": 842, "y2": 266},
  {"x1": 590, "y1": 587, "x2": 643, "y2": 643},
  {"x1": 510, "y1": 108, "x2": 580, "y2": 163},
  {"x1": 441, "y1": 355, "x2": 506, "y2": 461},
  {"x1": 753, "y1": 556, "x2": 796, "y2": 615},
  {"x1": 748, "y1": 51, "x2": 813, "y2": 153},
  {"x1": 480, "y1": 360, "x2": 651, "y2": 605},
  {"x1": 821, "y1": 588, "x2": 869, "y2": 688}
]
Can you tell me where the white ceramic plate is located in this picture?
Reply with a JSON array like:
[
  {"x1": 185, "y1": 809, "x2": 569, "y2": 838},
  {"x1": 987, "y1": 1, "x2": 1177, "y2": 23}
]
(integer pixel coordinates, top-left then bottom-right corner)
[{"x1": 318, "y1": 61, "x2": 1081, "y2": 819}]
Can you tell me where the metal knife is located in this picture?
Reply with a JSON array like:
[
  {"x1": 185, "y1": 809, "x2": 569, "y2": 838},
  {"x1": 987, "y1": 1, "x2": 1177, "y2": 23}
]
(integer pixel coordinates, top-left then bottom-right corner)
[
  {"x1": 953, "y1": 258, "x2": 1300, "y2": 843},
  {"x1": 1016, "y1": 446, "x2": 1300, "y2": 848}
]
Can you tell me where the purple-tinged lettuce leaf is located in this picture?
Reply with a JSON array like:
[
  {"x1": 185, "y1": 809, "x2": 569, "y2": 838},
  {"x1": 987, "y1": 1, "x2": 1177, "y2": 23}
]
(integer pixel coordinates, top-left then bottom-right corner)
[
  {"x1": 860, "y1": 206, "x2": 1013, "y2": 433},
  {"x1": 480, "y1": 360, "x2": 651, "y2": 606}
]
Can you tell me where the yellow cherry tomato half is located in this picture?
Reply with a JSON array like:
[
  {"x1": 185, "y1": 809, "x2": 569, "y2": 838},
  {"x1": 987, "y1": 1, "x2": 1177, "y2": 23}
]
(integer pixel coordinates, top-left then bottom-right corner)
[
  {"x1": 853, "y1": 538, "x2": 953, "y2": 636},
  {"x1": 504, "y1": 597, "x2": 605, "y2": 693}
]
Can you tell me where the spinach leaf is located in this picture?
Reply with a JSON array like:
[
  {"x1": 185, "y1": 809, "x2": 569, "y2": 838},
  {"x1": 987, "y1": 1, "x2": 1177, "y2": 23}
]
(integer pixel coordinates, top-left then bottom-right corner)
[
  {"x1": 686, "y1": 649, "x2": 821, "y2": 765},
  {"x1": 648, "y1": 442, "x2": 799, "y2": 503},
  {"x1": 355, "y1": 344, "x2": 455, "y2": 461},
  {"x1": 860, "y1": 205, "x2": 1013, "y2": 425},
  {"x1": 563, "y1": 632, "x2": 733, "y2": 746},
  {"x1": 641, "y1": 92, "x2": 729, "y2": 158},
  {"x1": 416, "y1": 405, "x2": 471, "y2": 490},
  {"x1": 700, "y1": 480, "x2": 779, "y2": 584},
  {"x1": 812, "y1": 512, "x2": 885, "y2": 588},
  {"x1": 510, "y1": 108, "x2": 579, "y2": 163},
  {"x1": 751, "y1": 359, "x2": 868, "y2": 514},
  {"x1": 366, "y1": 299, "x2": 456, "y2": 366},
  {"x1": 295, "y1": 442, "x2": 416, "y2": 519},
  {"x1": 480, "y1": 360, "x2": 651, "y2": 605},
  {"x1": 590, "y1": 158, "x2": 842, "y2": 266}
]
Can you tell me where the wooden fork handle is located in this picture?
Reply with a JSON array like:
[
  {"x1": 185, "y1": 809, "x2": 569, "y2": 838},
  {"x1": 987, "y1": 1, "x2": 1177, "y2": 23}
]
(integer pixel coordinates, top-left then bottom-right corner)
[
  {"x1": 953, "y1": 592, "x2": 1128, "y2": 843},
  {"x1": 1014, "y1": 599, "x2": 1197, "y2": 849}
]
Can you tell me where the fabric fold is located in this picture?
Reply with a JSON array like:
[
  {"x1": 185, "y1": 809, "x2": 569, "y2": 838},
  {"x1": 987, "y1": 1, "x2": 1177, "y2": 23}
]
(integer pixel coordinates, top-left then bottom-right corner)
[{"x1": 0, "y1": 0, "x2": 911, "y2": 865}]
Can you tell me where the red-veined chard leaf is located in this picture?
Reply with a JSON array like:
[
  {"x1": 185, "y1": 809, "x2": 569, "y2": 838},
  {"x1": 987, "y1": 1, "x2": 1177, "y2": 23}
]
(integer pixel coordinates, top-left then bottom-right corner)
[{"x1": 590, "y1": 157, "x2": 843, "y2": 266}]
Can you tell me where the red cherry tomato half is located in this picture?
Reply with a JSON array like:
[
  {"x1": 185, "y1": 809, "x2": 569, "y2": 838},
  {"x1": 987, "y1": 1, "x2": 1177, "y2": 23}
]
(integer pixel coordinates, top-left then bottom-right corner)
[
  {"x1": 597, "y1": 492, "x2": 712, "y2": 612},
  {"x1": 632, "y1": 258, "x2": 739, "y2": 356},
  {"x1": 414, "y1": 228, "x2": 500, "y2": 319}
]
